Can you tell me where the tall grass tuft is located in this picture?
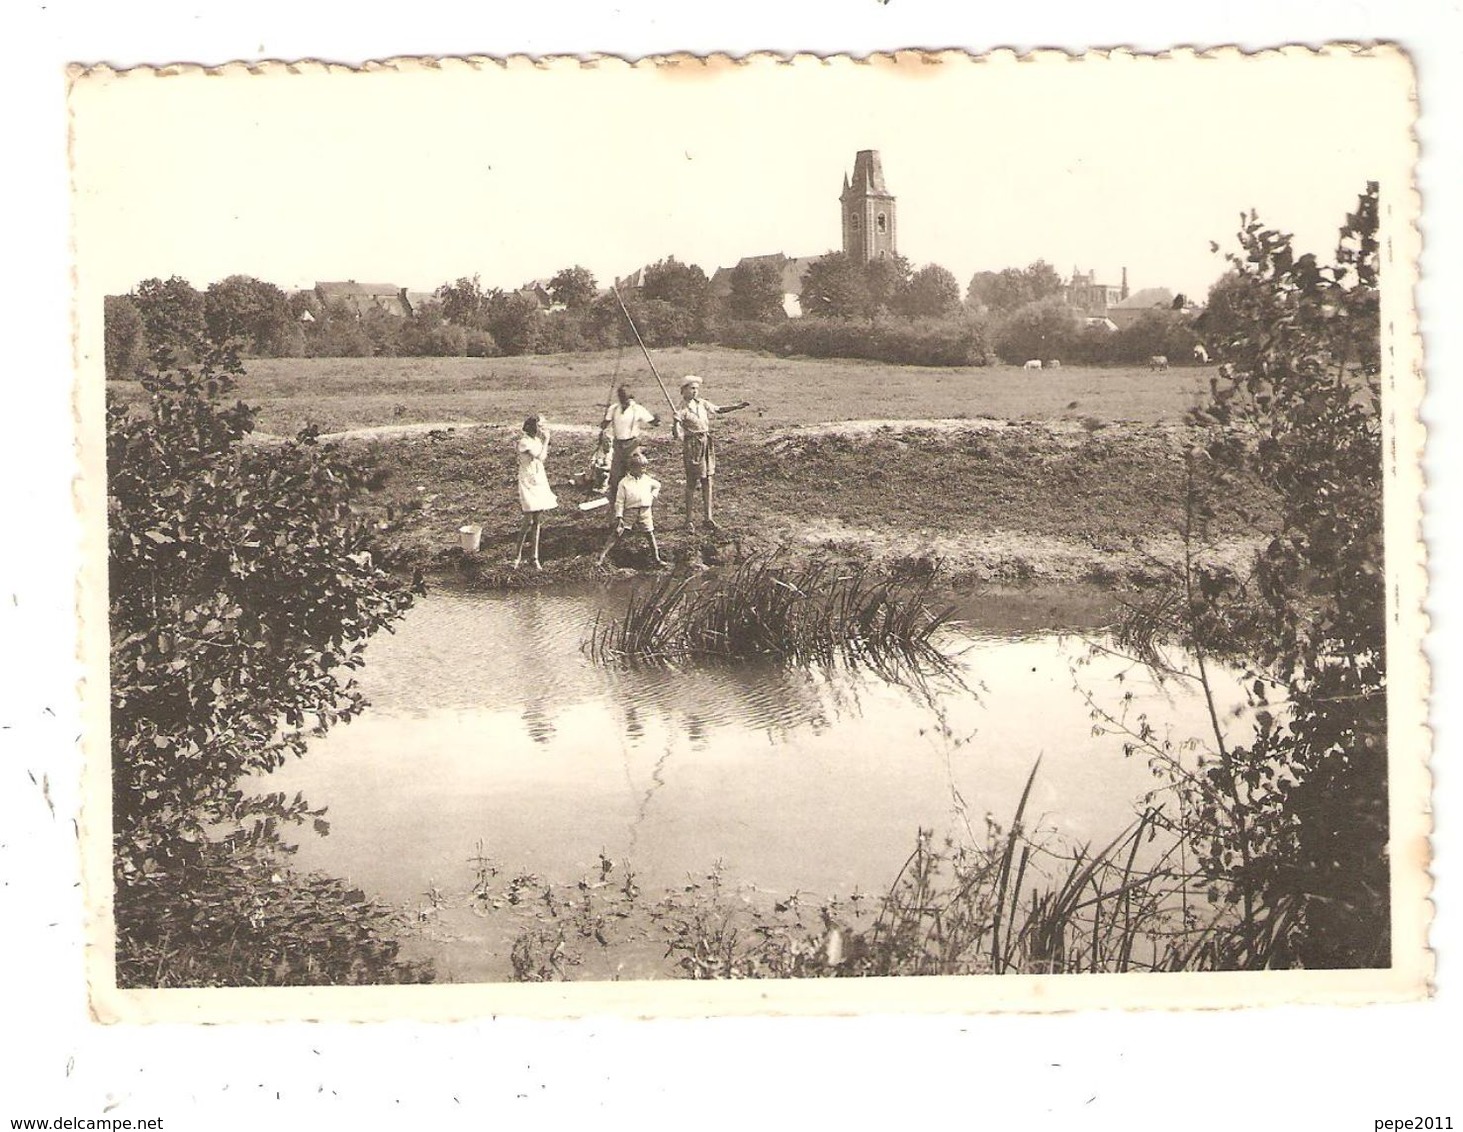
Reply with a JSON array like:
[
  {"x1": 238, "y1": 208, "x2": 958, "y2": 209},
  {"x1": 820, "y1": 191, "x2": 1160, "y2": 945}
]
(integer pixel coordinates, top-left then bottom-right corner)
[{"x1": 589, "y1": 553, "x2": 956, "y2": 672}]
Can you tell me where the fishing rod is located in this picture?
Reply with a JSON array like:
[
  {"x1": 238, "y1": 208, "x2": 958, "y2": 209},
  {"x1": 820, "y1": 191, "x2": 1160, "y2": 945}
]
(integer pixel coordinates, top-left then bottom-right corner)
[{"x1": 610, "y1": 283, "x2": 679, "y2": 416}]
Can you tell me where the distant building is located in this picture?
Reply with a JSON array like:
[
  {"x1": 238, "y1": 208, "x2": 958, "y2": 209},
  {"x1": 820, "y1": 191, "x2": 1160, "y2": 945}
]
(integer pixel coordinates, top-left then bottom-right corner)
[
  {"x1": 516, "y1": 279, "x2": 563, "y2": 312},
  {"x1": 708, "y1": 253, "x2": 822, "y2": 318},
  {"x1": 705, "y1": 150, "x2": 898, "y2": 318},
  {"x1": 403, "y1": 291, "x2": 437, "y2": 316},
  {"x1": 1107, "y1": 286, "x2": 1178, "y2": 330},
  {"x1": 841, "y1": 150, "x2": 897, "y2": 265},
  {"x1": 612, "y1": 266, "x2": 652, "y2": 293},
  {"x1": 314, "y1": 281, "x2": 410, "y2": 319},
  {"x1": 1067, "y1": 267, "x2": 1129, "y2": 319}
]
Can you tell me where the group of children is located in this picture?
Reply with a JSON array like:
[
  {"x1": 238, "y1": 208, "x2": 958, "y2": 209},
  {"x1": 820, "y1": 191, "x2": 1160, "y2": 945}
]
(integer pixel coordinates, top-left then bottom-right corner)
[{"x1": 511, "y1": 374, "x2": 745, "y2": 571}]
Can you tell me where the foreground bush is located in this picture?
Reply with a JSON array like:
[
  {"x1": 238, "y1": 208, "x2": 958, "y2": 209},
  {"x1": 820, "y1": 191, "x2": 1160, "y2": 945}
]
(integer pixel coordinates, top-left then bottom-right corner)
[
  {"x1": 108, "y1": 350, "x2": 424, "y2": 985},
  {"x1": 116, "y1": 840, "x2": 433, "y2": 988},
  {"x1": 1118, "y1": 185, "x2": 1387, "y2": 968},
  {"x1": 714, "y1": 314, "x2": 997, "y2": 367}
]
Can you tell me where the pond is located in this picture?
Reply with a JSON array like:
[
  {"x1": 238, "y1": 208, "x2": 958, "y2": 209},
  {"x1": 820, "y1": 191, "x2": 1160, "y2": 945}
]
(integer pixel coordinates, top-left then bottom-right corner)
[{"x1": 258, "y1": 581, "x2": 1248, "y2": 943}]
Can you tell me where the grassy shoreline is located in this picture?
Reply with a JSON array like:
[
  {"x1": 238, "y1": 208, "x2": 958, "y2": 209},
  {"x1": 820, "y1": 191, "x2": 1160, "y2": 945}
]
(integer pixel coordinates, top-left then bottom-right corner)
[{"x1": 350, "y1": 415, "x2": 1274, "y2": 589}]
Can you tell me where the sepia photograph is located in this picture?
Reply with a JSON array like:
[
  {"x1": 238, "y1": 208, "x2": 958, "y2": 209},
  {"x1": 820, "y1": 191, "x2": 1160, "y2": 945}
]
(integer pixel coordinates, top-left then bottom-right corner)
[{"x1": 69, "y1": 48, "x2": 1428, "y2": 1019}]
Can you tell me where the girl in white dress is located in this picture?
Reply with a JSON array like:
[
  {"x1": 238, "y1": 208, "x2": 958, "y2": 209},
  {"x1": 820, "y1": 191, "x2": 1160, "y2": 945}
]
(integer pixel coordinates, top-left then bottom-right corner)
[{"x1": 514, "y1": 415, "x2": 558, "y2": 569}]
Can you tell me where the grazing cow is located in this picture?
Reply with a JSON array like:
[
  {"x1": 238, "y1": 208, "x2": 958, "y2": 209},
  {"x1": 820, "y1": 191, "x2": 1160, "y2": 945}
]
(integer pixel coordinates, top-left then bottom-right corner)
[
  {"x1": 1046, "y1": 359, "x2": 1062, "y2": 369},
  {"x1": 1023, "y1": 359, "x2": 1043, "y2": 371},
  {"x1": 1148, "y1": 355, "x2": 1169, "y2": 372},
  {"x1": 1217, "y1": 362, "x2": 1236, "y2": 381},
  {"x1": 1193, "y1": 344, "x2": 1210, "y2": 364}
]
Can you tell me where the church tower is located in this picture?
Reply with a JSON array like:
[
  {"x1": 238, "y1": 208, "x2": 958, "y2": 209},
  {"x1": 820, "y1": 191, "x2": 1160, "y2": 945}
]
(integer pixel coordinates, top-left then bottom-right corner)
[{"x1": 841, "y1": 150, "x2": 897, "y2": 265}]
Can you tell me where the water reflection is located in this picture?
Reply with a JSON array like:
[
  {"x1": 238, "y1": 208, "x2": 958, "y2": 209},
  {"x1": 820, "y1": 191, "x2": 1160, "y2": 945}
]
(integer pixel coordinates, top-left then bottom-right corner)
[{"x1": 257, "y1": 584, "x2": 1230, "y2": 908}]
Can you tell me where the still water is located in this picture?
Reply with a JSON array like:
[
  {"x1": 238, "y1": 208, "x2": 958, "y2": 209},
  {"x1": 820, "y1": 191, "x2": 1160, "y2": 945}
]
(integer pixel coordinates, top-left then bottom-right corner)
[{"x1": 258, "y1": 584, "x2": 1247, "y2": 909}]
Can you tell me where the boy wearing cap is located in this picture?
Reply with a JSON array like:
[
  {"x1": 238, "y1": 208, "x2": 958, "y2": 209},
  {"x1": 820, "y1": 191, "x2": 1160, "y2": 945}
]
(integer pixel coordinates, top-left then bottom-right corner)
[
  {"x1": 596, "y1": 447, "x2": 668, "y2": 568},
  {"x1": 671, "y1": 374, "x2": 748, "y2": 532}
]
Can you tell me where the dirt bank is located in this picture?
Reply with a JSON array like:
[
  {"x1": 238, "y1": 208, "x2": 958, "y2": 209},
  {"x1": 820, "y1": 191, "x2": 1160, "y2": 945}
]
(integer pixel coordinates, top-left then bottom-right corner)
[{"x1": 343, "y1": 416, "x2": 1275, "y2": 589}]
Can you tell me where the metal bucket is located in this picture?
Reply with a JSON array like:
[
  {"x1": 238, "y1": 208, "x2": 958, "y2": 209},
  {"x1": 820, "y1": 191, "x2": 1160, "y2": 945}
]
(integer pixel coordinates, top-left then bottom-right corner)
[{"x1": 458, "y1": 524, "x2": 483, "y2": 553}]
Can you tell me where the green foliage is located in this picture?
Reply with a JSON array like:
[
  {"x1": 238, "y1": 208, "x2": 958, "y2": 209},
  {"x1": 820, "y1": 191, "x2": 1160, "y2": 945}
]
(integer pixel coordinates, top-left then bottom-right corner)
[
  {"x1": 117, "y1": 839, "x2": 433, "y2": 987},
  {"x1": 131, "y1": 276, "x2": 206, "y2": 362},
  {"x1": 612, "y1": 296, "x2": 698, "y2": 348},
  {"x1": 308, "y1": 300, "x2": 374, "y2": 357},
  {"x1": 716, "y1": 313, "x2": 995, "y2": 366},
  {"x1": 484, "y1": 290, "x2": 545, "y2": 355},
  {"x1": 967, "y1": 260, "x2": 1064, "y2": 315},
  {"x1": 548, "y1": 264, "x2": 598, "y2": 310},
  {"x1": 1110, "y1": 309, "x2": 1199, "y2": 365},
  {"x1": 590, "y1": 554, "x2": 954, "y2": 671},
  {"x1": 726, "y1": 259, "x2": 786, "y2": 321},
  {"x1": 1196, "y1": 270, "x2": 1269, "y2": 354},
  {"x1": 104, "y1": 294, "x2": 148, "y2": 379},
  {"x1": 495, "y1": 764, "x2": 1235, "y2": 980},
  {"x1": 1124, "y1": 184, "x2": 1386, "y2": 968},
  {"x1": 897, "y1": 263, "x2": 962, "y2": 319},
  {"x1": 108, "y1": 350, "x2": 421, "y2": 984},
  {"x1": 203, "y1": 274, "x2": 293, "y2": 356},
  {"x1": 800, "y1": 251, "x2": 871, "y2": 319},
  {"x1": 641, "y1": 256, "x2": 710, "y2": 317},
  {"x1": 993, "y1": 295, "x2": 1081, "y2": 363},
  {"x1": 434, "y1": 274, "x2": 490, "y2": 329},
  {"x1": 864, "y1": 253, "x2": 913, "y2": 317}
]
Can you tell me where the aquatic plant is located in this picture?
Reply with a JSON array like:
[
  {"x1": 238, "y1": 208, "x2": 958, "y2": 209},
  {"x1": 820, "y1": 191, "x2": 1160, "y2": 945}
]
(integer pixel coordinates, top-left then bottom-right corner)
[
  {"x1": 651, "y1": 763, "x2": 1228, "y2": 978},
  {"x1": 477, "y1": 761, "x2": 1239, "y2": 982},
  {"x1": 588, "y1": 553, "x2": 956, "y2": 671}
]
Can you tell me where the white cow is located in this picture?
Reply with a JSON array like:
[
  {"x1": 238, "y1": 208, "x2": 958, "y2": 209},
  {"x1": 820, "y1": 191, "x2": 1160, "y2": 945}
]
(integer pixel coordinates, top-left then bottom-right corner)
[
  {"x1": 1023, "y1": 359, "x2": 1043, "y2": 371},
  {"x1": 1193, "y1": 344, "x2": 1210, "y2": 364},
  {"x1": 1149, "y1": 355, "x2": 1169, "y2": 372}
]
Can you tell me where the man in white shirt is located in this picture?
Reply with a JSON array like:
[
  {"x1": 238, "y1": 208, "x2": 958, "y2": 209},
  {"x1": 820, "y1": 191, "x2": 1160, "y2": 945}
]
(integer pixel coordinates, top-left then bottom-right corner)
[{"x1": 600, "y1": 384, "x2": 659, "y2": 512}]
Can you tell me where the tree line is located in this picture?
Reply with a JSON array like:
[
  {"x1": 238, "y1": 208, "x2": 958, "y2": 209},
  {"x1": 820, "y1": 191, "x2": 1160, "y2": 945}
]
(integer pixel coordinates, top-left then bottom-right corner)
[{"x1": 105, "y1": 253, "x2": 1234, "y2": 375}]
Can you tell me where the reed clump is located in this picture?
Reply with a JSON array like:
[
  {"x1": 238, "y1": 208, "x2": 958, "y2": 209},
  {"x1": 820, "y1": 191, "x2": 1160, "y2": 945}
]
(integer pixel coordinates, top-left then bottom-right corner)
[{"x1": 589, "y1": 553, "x2": 955, "y2": 669}]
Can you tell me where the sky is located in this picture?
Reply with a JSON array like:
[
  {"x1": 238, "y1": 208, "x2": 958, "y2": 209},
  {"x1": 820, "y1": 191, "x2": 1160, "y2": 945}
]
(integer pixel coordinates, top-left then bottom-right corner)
[{"x1": 71, "y1": 51, "x2": 1412, "y2": 306}]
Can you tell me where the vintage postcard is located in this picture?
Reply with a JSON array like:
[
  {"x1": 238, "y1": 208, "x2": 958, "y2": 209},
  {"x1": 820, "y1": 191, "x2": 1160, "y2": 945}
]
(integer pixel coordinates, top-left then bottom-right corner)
[{"x1": 72, "y1": 48, "x2": 1428, "y2": 1022}]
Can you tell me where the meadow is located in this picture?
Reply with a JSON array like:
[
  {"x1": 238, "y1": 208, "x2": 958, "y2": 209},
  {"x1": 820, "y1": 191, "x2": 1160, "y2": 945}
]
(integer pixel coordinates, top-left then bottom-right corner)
[{"x1": 109, "y1": 346, "x2": 1215, "y2": 437}]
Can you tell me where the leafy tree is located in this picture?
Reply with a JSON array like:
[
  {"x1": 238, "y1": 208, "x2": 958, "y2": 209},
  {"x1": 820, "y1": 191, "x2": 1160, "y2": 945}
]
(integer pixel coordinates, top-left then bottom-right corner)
[
  {"x1": 203, "y1": 274, "x2": 293, "y2": 356},
  {"x1": 801, "y1": 252, "x2": 871, "y2": 319},
  {"x1": 287, "y1": 289, "x2": 323, "y2": 324},
  {"x1": 548, "y1": 265, "x2": 598, "y2": 310},
  {"x1": 966, "y1": 260, "x2": 1064, "y2": 316},
  {"x1": 727, "y1": 259, "x2": 786, "y2": 322},
  {"x1": 485, "y1": 289, "x2": 545, "y2": 355},
  {"x1": 642, "y1": 256, "x2": 710, "y2": 322},
  {"x1": 1129, "y1": 185, "x2": 1385, "y2": 967},
  {"x1": 864, "y1": 254, "x2": 913, "y2": 319},
  {"x1": 435, "y1": 274, "x2": 490, "y2": 329},
  {"x1": 108, "y1": 350, "x2": 420, "y2": 983},
  {"x1": 898, "y1": 263, "x2": 962, "y2": 319},
  {"x1": 993, "y1": 295, "x2": 1079, "y2": 363},
  {"x1": 309, "y1": 299, "x2": 373, "y2": 357},
  {"x1": 104, "y1": 294, "x2": 148, "y2": 379},
  {"x1": 1111, "y1": 309, "x2": 1186, "y2": 364},
  {"x1": 131, "y1": 276, "x2": 206, "y2": 361},
  {"x1": 1196, "y1": 270, "x2": 1268, "y2": 356},
  {"x1": 1024, "y1": 260, "x2": 1064, "y2": 304}
]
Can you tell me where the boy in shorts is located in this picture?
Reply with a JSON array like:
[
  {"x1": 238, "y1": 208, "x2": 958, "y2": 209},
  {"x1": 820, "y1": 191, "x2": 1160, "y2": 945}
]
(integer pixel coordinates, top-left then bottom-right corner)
[{"x1": 596, "y1": 447, "x2": 668, "y2": 568}]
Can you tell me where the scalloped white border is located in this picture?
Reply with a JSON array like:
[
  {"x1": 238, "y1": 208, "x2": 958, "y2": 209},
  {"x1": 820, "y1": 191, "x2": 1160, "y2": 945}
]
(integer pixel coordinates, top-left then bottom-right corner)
[{"x1": 68, "y1": 45, "x2": 1429, "y2": 1023}]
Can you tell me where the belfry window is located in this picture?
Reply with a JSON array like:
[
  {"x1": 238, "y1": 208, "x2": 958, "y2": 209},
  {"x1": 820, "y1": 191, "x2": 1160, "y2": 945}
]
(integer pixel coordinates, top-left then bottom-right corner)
[{"x1": 876, "y1": 213, "x2": 887, "y2": 233}]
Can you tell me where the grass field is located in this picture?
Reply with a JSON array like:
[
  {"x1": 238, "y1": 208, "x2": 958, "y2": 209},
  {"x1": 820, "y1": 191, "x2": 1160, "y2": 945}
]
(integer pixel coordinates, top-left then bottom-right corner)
[
  {"x1": 108, "y1": 347, "x2": 1215, "y2": 437},
  {"x1": 106, "y1": 346, "x2": 1263, "y2": 585}
]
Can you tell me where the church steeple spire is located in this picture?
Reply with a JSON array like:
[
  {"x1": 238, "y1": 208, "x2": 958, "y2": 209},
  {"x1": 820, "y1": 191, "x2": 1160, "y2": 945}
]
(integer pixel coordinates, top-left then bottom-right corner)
[{"x1": 840, "y1": 149, "x2": 897, "y2": 265}]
